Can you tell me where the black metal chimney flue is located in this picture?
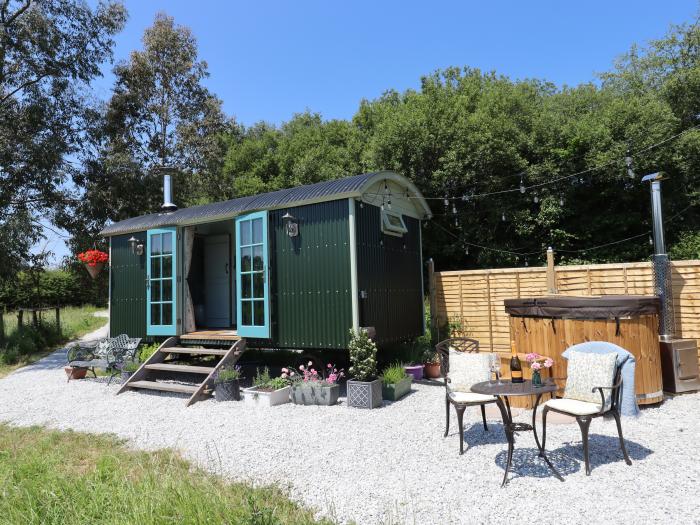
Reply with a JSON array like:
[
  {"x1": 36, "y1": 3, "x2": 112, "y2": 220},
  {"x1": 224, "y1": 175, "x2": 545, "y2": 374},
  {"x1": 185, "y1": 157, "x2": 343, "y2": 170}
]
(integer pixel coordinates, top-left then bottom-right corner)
[
  {"x1": 642, "y1": 173, "x2": 674, "y2": 340},
  {"x1": 157, "y1": 166, "x2": 178, "y2": 213}
]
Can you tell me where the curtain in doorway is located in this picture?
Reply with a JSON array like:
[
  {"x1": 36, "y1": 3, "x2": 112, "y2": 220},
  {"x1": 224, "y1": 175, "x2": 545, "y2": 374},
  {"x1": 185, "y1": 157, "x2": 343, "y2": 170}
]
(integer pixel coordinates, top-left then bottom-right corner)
[{"x1": 183, "y1": 226, "x2": 196, "y2": 333}]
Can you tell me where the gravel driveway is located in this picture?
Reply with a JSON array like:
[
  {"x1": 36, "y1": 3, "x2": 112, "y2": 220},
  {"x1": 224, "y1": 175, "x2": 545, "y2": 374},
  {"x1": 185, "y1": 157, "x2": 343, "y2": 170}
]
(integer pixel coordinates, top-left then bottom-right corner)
[{"x1": 0, "y1": 342, "x2": 698, "y2": 525}]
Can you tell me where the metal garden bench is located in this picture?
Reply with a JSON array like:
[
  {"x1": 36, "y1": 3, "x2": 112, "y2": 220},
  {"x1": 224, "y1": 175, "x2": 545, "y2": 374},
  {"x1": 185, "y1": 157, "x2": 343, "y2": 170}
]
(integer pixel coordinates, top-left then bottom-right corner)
[{"x1": 66, "y1": 334, "x2": 141, "y2": 385}]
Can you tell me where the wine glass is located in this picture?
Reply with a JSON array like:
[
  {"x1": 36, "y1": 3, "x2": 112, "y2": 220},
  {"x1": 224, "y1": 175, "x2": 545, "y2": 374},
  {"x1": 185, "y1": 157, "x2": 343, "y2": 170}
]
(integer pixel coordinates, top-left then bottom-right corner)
[{"x1": 489, "y1": 354, "x2": 501, "y2": 385}]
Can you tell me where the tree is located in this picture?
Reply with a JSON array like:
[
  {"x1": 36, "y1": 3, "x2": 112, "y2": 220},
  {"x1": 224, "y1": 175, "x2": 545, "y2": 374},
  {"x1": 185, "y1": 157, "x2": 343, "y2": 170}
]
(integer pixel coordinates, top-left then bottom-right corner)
[
  {"x1": 66, "y1": 12, "x2": 230, "y2": 245},
  {"x1": 0, "y1": 0, "x2": 126, "y2": 283}
]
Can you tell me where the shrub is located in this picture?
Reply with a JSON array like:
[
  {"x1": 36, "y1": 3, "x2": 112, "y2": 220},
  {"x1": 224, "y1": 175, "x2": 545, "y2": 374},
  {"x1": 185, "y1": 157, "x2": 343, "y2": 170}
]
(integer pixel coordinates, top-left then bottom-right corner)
[
  {"x1": 138, "y1": 342, "x2": 160, "y2": 362},
  {"x1": 0, "y1": 348, "x2": 19, "y2": 365},
  {"x1": 381, "y1": 362, "x2": 407, "y2": 386},
  {"x1": 252, "y1": 367, "x2": 287, "y2": 390},
  {"x1": 348, "y1": 329, "x2": 377, "y2": 382},
  {"x1": 122, "y1": 361, "x2": 140, "y2": 373}
]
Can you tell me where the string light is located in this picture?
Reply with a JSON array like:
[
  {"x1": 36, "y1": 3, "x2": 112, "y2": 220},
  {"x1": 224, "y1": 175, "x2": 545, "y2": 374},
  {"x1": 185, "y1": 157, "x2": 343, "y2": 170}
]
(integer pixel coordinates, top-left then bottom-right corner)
[
  {"x1": 519, "y1": 174, "x2": 526, "y2": 194},
  {"x1": 625, "y1": 148, "x2": 635, "y2": 180},
  {"x1": 502, "y1": 212, "x2": 506, "y2": 222},
  {"x1": 559, "y1": 195, "x2": 565, "y2": 206},
  {"x1": 533, "y1": 192, "x2": 539, "y2": 204},
  {"x1": 649, "y1": 235, "x2": 653, "y2": 246}
]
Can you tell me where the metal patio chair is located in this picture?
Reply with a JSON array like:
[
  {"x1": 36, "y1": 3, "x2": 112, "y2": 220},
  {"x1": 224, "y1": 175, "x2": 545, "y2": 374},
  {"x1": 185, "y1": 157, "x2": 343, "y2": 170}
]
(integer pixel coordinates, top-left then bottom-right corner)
[
  {"x1": 541, "y1": 353, "x2": 632, "y2": 476},
  {"x1": 437, "y1": 337, "x2": 497, "y2": 455}
]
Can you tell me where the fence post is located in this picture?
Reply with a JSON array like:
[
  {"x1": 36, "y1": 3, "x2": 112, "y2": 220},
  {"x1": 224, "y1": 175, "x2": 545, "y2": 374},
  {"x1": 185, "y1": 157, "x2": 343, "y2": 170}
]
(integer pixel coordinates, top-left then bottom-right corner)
[
  {"x1": 17, "y1": 309, "x2": 23, "y2": 328},
  {"x1": 55, "y1": 307, "x2": 61, "y2": 332},
  {"x1": 32, "y1": 309, "x2": 38, "y2": 327},
  {"x1": 547, "y1": 247, "x2": 557, "y2": 294},
  {"x1": 428, "y1": 258, "x2": 437, "y2": 345},
  {"x1": 0, "y1": 305, "x2": 5, "y2": 347}
]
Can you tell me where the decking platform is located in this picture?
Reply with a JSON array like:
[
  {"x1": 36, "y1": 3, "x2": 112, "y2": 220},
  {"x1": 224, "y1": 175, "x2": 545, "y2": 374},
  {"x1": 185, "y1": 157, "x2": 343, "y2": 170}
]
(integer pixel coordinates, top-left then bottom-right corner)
[{"x1": 180, "y1": 329, "x2": 240, "y2": 341}]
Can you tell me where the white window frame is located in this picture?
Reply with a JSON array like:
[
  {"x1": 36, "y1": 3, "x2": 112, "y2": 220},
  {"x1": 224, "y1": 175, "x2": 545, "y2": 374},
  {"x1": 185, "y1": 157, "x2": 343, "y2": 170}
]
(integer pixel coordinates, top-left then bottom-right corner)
[{"x1": 381, "y1": 209, "x2": 408, "y2": 236}]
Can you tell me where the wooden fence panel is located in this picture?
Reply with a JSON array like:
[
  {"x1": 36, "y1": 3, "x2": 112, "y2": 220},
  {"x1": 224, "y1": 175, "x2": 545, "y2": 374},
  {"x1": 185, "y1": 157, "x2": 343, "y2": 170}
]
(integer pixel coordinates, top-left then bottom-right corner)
[{"x1": 434, "y1": 259, "x2": 700, "y2": 364}]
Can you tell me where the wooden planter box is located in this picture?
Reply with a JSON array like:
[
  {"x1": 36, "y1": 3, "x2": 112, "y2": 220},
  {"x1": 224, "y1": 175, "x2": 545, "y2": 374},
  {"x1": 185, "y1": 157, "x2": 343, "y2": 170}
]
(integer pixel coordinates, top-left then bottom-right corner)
[
  {"x1": 382, "y1": 375, "x2": 413, "y2": 401},
  {"x1": 290, "y1": 383, "x2": 340, "y2": 406},
  {"x1": 347, "y1": 378, "x2": 382, "y2": 409},
  {"x1": 242, "y1": 385, "x2": 290, "y2": 407}
]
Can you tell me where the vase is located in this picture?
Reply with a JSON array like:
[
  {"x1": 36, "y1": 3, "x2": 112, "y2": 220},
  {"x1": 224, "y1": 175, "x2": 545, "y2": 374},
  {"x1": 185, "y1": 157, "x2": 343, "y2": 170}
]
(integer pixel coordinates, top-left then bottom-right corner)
[
  {"x1": 403, "y1": 364, "x2": 424, "y2": 381},
  {"x1": 532, "y1": 369, "x2": 542, "y2": 387},
  {"x1": 423, "y1": 362, "x2": 441, "y2": 379}
]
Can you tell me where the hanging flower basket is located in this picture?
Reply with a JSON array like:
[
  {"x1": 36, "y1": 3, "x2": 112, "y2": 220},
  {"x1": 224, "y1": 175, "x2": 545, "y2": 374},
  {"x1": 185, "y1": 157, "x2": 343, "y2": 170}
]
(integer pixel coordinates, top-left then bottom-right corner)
[{"x1": 77, "y1": 249, "x2": 109, "y2": 279}]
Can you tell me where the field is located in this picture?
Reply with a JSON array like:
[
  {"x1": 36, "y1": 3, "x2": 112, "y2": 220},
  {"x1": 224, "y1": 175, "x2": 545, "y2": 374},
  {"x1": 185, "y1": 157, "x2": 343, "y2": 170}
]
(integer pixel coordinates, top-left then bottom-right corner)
[
  {"x1": 0, "y1": 424, "x2": 326, "y2": 525},
  {"x1": 0, "y1": 306, "x2": 107, "y2": 378}
]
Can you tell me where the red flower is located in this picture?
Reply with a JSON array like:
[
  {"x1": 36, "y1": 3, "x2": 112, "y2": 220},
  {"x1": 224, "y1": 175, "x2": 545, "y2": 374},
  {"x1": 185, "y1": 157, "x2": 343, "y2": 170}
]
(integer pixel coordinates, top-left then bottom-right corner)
[{"x1": 77, "y1": 249, "x2": 109, "y2": 267}]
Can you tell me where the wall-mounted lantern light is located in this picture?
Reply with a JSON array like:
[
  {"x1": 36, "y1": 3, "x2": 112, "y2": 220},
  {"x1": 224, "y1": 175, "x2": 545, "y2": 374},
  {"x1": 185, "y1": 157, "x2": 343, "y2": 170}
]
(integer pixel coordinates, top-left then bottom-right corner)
[
  {"x1": 282, "y1": 212, "x2": 299, "y2": 237},
  {"x1": 128, "y1": 236, "x2": 144, "y2": 256}
]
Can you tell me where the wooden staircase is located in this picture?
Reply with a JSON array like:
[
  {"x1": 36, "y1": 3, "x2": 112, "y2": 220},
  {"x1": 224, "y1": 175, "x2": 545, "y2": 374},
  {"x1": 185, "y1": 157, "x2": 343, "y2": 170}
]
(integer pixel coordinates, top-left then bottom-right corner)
[{"x1": 117, "y1": 336, "x2": 247, "y2": 406}]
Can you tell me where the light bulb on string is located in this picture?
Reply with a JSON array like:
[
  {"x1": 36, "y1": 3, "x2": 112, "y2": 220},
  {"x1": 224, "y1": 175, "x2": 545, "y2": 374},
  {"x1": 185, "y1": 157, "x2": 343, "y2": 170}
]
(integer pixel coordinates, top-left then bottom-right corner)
[
  {"x1": 559, "y1": 195, "x2": 565, "y2": 206},
  {"x1": 443, "y1": 196, "x2": 449, "y2": 208},
  {"x1": 519, "y1": 175, "x2": 526, "y2": 194},
  {"x1": 525, "y1": 260, "x2": 529, "y2": 267},
  {"x1": 533, "y1": 192, "x2": 539, "y2": 204},
  {"x1": 649, "y1": 235, "x2": 653, "y2": 246},
  {"x1": 465, "y1": 245, "x2": 469, "y2": 255},
  {"x1": 502, "y1": 212, "x2": 506, "y2": 222},
  {"x1": 452, "y1": 204, "x2": 457, "y2": 215}
]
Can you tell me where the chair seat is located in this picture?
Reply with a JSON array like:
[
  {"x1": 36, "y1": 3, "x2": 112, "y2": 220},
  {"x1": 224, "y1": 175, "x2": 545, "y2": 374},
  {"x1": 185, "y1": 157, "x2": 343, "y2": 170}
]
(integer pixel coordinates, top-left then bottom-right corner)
[
  {"x1": 544, "y1": 398, "x2": 601, "y2": 416},
  {"x1": 448, "y1": 391, "x2": 495, "y2": 404},
  {"x1": 68, "y1": 359, "x2": 108, "y2": 369}
]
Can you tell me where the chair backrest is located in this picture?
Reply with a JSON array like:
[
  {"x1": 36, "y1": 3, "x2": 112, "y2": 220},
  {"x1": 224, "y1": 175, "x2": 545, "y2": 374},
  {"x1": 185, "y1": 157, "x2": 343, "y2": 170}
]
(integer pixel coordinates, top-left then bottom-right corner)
[
  {"x1": 562, "y1": 347, "x2": 620, "y2": 410},
  {"x1": 435, "y1": 337, "x2": 479, "y2": 378}
]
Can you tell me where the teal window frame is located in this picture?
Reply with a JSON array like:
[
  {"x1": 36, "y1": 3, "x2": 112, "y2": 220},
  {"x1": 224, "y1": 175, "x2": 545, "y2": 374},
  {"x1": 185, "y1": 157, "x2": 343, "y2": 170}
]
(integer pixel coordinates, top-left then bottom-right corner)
[
  {"x1": 235, "y1": 211, "x2": 270, "y2": 339},
  {"x1": 146, "y1": 227, "x2": 177, "y2": 336}
]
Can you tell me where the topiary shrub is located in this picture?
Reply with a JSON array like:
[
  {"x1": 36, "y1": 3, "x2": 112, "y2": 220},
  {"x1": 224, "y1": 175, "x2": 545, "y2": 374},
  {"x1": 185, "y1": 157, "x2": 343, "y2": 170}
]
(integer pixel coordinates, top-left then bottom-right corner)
[{"x1": 348, "y1": 329, "x2": 378, "y2": 382}]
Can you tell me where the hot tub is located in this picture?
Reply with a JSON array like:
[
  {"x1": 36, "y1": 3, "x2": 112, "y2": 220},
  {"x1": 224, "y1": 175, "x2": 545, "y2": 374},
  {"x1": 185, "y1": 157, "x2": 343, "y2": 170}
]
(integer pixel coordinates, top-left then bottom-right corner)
[{"x1": 504, "y1": 295, "x2": 663, "y2": 406}]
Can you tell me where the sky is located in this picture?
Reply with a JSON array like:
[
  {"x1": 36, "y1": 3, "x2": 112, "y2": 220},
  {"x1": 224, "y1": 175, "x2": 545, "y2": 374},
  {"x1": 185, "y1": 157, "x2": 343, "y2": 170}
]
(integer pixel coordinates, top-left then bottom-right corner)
[{"x1": 45, "y1": 0, "x2": 698, "y2": 264}]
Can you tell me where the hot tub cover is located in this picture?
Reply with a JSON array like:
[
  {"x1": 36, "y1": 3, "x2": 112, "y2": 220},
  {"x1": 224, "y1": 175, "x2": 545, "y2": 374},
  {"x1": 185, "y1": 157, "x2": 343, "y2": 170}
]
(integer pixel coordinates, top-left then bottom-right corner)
[{"x1": 504, "y1": 295, "x2": 659, "y2": 319}]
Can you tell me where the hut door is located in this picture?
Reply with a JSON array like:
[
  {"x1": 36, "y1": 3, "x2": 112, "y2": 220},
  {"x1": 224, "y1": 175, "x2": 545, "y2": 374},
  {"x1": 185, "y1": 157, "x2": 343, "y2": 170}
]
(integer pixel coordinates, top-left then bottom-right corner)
[
  {"x1": 235, "y1": 211, "x2": 270, "y2": 338},
  {"x1": 146, "y1": 228, "x2": 177, "y2": 336}
]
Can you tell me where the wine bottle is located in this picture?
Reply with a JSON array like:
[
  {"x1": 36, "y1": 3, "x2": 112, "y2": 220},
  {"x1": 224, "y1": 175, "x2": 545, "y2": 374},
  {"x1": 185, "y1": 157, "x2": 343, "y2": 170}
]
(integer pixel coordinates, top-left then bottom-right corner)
[{"x1": 510, "y1": 340, "x2": 524, "y2": 383}]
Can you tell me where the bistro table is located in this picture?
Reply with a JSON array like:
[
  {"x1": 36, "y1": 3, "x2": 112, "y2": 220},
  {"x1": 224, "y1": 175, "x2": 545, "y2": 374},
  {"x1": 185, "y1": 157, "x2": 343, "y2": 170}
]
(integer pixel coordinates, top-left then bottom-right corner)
[{"x1": 471, "y1": 379, "x2": 564, "y2": 486}]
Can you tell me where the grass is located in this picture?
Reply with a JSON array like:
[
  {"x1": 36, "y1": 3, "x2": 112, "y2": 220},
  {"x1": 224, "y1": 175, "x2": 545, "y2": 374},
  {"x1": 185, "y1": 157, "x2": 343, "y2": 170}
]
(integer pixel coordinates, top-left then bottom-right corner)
[
  {"x1": 0, "y1": 424, "x2": 330, "y2": 525},
  {"x1": 0, "y1": 306, "x2": 107, "y2": 378}
]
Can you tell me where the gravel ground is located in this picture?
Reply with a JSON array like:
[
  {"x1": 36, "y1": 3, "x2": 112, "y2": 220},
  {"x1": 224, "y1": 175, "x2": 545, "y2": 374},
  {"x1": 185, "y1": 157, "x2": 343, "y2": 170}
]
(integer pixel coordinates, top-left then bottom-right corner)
[{"x1": 0, "y1": 336, "x2": 698, "y2": 525}]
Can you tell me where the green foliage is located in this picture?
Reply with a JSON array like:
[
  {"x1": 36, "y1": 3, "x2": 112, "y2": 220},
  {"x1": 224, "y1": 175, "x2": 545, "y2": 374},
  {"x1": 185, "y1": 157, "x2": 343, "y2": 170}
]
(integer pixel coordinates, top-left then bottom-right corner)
[
  {"x1": 122, "y1": 361, "x2": 140, "y2": 373},
  {"x1": 252, "y1": 367, "x2": 287, "y2": 390},
  {"x1": 381, "y1": 362, "x2": 407, "y2": 386},
  {"x1": 669, "y1": 231, "x2": 700, "y2": 260},
  {"x1": 215, "y1": 366, "x2": 241, "y2": 384},
  {"x1": 348, "y1": 329, "x2": 378, "y2": 381},
  {"x1": 0, "y1": 270, "x2": 104, "y2": 310},
  {"x1": 0, "y1": 424, "x2": 328, "y2": 525},
  {"x1": 138, "y1": 342, "x2": 160, "y2": 363}
]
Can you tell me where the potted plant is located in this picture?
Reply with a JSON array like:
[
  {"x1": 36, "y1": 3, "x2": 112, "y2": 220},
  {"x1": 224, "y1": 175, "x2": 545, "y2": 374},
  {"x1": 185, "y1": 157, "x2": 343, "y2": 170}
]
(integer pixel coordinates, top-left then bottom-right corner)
[
  {"x1": 64, "y1": 366, "x2": 88, "y2": 380},
  {"x1": 402, "y1": 342, "x2": 426, "y2": 380},
  {"x1": 285, "y1": 362, "x2": 344, "y2": 406},
  {"x1": 121, "y1": 361, "x2": 140, "y2": 381},
  {"x1": 242, "y1": 367, "x2": 290, "y2": 407},
  {"x1": 422, "y1": 349, "x2": 442, "y2": 379},
  {"x1": 525, "y1": 353, "x2": 554, "y2": 387},
  {"x1": 214, "y1": 365, "x2": 242, "y2": 401},
  {"x1": 76, "y1": 249, "x2": 109, "y2": 279},
  {"x1": 381, "y1": 362, "x2": 413, "y2": 401},
  {"x1": 346, "y1": 329, "x2": 382, "y2": 409}
]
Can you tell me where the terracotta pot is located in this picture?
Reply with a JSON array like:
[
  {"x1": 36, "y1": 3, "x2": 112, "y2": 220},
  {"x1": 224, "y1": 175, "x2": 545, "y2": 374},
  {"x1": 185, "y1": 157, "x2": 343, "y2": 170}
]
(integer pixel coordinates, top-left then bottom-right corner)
[
  {"x1": 84, "y1": 262, "x2": 105, "y2": 279},
  {"x1": 423, "y1": 362, "x2": 441, "y2": 379},
  {"x1": 65, "y1": 366, "x2": 87, "y2": 380}
]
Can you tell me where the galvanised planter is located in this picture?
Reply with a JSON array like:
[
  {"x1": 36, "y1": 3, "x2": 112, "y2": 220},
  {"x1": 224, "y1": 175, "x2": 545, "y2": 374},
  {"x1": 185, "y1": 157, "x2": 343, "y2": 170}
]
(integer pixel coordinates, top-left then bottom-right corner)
[
  {"x1": 403, "y1": 364, "x2": 424, "y2": 380},
  {"x1": 347, "y1": 378, "x2": 382, "y2": 409},
  {"x1": 290, "y1": 383, "x2": 340, "y2": 406},
  {"x1": 242, "y1": 385, "x2": 291, "y2": 407},
  {"x1": 382, "y1": 375, "x2": 413, "y2": 401},
  {"x1": 215, "y1": 379, "x2": 241, "y2": 401}
]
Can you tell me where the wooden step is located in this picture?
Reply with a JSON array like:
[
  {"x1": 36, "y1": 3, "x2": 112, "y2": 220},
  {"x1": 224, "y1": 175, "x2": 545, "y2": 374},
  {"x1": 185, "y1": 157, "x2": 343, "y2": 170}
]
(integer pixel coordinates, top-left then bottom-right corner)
[
  {"x1": 127, "y1": 380, "x2": 199, "y2": 394},
  {"x1": 164, "y1": 347, "x2": 227, "y2": 356},
  {"x1": 145, "y1": 363, "x2": 215, "y2": 374}
]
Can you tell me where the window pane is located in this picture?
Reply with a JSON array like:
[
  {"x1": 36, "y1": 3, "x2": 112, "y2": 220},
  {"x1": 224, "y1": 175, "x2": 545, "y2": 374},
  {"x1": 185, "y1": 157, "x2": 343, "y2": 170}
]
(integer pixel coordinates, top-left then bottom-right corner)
[
  {"x1": 162, "y1": 232, "x2": 172, "y2": 254},
  {"x1": 252, "y1": 218, "x2": 263, "y2": 244},
  {"x1": 253, "y1": 245, "x2": 263, "y2": 271},
  {"x1": 253, "y1": 300, "x2": 265, "y2": 326},
  {"x1": 240, "y1": 221, "x2": 251, "y2": 246},
  {"x1": 162, "y1": 303, "x2": 172, "y2": 326},
  {"x1": 241, "y1": 301, "x2": 252, "y2": 326},
  {"x1": 162, "y1": 279, "x2": 172, "y2": 302},
  {"x1": 151, "y1": 303, "x2": 161, "y2": 325},
  {"x1": 151, "y1": 257, "x2": 161, "y2": 279},
  {"x1": 151, "y1": 234, "x2": 161, "y2": 255},
  {"x1": 151, "y1": 280, "x2": 161, "y2": 302},
  {"x1": 162, "y1": 255, "x2": 172, "y2": 278},
  {"x1": 241, "y1": 247, "x2": 252, "y2": 272},
  {"x1": 253, "y1": 272, "x2": 264, "y2": 298},
  {"x1": 241, "y1": 274, "x2": 251, "y2": 298}
]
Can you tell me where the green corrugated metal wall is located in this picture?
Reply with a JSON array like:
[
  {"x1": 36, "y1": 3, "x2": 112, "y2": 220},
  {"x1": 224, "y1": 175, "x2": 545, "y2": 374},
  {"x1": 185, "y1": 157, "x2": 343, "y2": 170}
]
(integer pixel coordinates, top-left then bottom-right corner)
[
  {"x1": 355, "y1": 203, "x2": 423, "y2": 345},
  {"x1": 110, "y1": 233, "x2": 147, "y2": 338},
  {"x1": 269, "y1": 200, "x2": 352, "y2": 349}
]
